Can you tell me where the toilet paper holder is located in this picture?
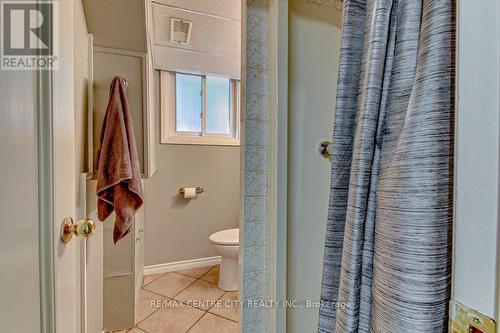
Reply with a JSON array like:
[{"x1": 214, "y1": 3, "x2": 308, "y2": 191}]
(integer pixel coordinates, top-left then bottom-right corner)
[{"x1": 179, "y1": 186, "x2": 204, "y2": 195}]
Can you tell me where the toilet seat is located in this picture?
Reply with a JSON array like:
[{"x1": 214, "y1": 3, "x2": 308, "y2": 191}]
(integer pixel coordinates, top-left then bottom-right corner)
[{"x1": 209, "y1": 228, "x2": 239, "y2": 246}]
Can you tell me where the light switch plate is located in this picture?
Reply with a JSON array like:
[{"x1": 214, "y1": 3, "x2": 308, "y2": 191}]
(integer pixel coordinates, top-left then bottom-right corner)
[{"x1": 449, "y1": 301, "x2": 496, "y2": 333}]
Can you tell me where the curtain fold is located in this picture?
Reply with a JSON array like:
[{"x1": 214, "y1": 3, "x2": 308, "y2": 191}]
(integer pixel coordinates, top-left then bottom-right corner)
[{"x1": 318, "y1": 0, "x2": 454, "y2": 332}]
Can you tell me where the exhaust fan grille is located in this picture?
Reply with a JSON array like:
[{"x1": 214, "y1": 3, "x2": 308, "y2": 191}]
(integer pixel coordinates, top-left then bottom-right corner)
[{"x1": 170, "y1": 18, "x2": 192, "y2": 44}]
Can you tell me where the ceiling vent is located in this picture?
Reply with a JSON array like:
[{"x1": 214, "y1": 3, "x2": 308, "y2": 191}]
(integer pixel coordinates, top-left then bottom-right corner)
[{"x1": 170, "y1": 18, "x2": 192, "y2": 44}]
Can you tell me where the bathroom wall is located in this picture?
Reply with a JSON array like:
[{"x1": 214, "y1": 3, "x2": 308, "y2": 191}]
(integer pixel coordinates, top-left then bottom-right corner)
[
  {"x1": 453, "y1": 0, "x2": 500, "y2": 321},
  {"x1": 150, "y1": 0, "x2": 241, "y2": 79},
  {"x1": 141, "y1": 0, "x2": 241, "y2": 267},
  {"x1": 81, "y1": 0, "x2": 242, "y2": 270},
  {"x1": 81, "y1": 0, "x2": 147, "y2": 52},
  {"x1": 143, "y1": 72, "x2": 241, "y2": 266},
  {"x1": 287, "y1": 1, "x2": 342, "y2": 331},
  {"x1": 240, "y1": 0, "x2": 275, "y2": 331}
]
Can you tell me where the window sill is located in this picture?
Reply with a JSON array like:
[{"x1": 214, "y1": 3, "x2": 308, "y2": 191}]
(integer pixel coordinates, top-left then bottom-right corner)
[{"x1": 160, "y1": 135, "x2": 240, "y2": 146}]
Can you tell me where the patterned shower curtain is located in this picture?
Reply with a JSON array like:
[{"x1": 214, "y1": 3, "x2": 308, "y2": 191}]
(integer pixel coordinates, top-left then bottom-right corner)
[{"x1": 318, "y1": 0, "x2": 454, "y2": 332}]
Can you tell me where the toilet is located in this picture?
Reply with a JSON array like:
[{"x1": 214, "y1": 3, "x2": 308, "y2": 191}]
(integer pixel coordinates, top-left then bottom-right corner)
[{"x1": 209, "y1": 228, "x2": 239, "y2": 291}]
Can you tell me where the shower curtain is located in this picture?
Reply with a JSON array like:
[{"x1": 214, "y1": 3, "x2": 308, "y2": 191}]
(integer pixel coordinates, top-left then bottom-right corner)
[{"x1": 318, "y1": 0, "x2": 454, "y2": 332}]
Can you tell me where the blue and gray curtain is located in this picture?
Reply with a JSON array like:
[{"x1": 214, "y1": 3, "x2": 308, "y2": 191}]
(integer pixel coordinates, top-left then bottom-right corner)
[{"x1": 318, "y1": 0, "x2": 454, "y2": 332}]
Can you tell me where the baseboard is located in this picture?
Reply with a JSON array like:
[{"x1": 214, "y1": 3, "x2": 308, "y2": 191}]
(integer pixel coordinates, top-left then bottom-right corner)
[{"x1": 143, "y1": 256, "x2": 222, "y2": 275}]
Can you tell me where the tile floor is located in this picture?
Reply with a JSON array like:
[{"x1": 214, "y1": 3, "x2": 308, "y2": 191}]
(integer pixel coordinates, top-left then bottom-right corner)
[{"x1": 112, "y1": 265, "x2": 239, "y2": 333}]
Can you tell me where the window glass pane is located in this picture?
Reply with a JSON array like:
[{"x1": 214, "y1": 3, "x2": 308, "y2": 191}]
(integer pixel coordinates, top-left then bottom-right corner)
[
  {"x1": 176, "y1": 73, "x2": 202, "y2": 133},
  {"x1": 206, "y1": 76, "x2": 231, "y2": 134}
]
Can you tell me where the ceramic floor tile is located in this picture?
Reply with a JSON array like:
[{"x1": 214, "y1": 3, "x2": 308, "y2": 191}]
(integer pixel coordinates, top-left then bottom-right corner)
[
  {"x1": 209, "y1": 291, "x2": 239, "y2": 322},
  {"x1": 137, "y1": 304, "x2": 204, "y2": 333},
  {"x1": 200, "y1": 265, "x2": 220, "y2": 285},
  {"x1": 176, "y1": 265, "x2": 213, "y2": 279},
  {"x1": 144, "y1": 272, "x2": 196, "y2": 298},
  {"x1": 143, "y1": 273, "x2": 164, "y2": 287},
  {"x1": 174, "y1": 280, "x2": 225, "y2": 310},
  {"x1": 187, "y1": 313, "x2": 239, "y2": 333},
  {"x1": 137, "y1": 289, "x2": 165, "y2": 323},
  {"x1": 128, "y1": 328, "x2": 147, "y2": 333}
]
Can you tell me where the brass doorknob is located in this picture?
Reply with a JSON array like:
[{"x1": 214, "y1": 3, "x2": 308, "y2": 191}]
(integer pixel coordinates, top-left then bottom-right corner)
[
  {"x1": 319, "y1": 141, "x2": 333, "y2": 160},
  {"x1": 60, "y1": 217, "x2": 96, "y2": 244}
]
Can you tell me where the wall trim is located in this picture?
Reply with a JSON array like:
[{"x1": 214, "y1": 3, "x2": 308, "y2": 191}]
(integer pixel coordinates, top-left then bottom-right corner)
[
  {"x1": 273, "y1": 0, "x2": 288, "y2": 332},
  {"x1": 268, "y1": 0, "x2": 283, "y2": 332},
  {"x1": 143, "y1": 256, "x2": 222, "y2": 275}
]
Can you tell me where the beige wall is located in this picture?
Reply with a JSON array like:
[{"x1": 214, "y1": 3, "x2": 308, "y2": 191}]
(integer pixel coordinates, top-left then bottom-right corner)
[
  {"x1": 81, "y1": 0, "x2": 146, "y2": 52},
  {"x1": 143, "y1": 72, "x2": 240, "y2": 266}
]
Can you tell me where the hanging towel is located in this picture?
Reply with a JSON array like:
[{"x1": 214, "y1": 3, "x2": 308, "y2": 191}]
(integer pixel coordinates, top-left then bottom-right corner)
[{"x1": 96, "y1": 76, "x2": 143, "y2": 244}]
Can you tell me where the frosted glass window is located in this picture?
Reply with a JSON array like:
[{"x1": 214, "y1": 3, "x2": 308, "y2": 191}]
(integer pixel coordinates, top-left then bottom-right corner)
[
  {"x1": 176, "y1": 73, "x2": 202, "y2": 133},
  {"x1": 161, "y1": 71, "x2": 240, "y2": 145},
  {"x1": 206, "y1": 76, "x2": 231, "y2": 134}
]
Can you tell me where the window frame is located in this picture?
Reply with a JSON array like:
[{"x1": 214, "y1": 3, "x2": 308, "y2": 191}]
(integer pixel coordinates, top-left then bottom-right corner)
[{"x1": 160, "y1": 71, "x2": 240, "y2": 146}]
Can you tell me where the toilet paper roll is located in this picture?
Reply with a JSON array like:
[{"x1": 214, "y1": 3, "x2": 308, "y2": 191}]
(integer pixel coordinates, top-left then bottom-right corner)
[{"x1": 183, "y1": 187, "x2": 197, "y2": 199}]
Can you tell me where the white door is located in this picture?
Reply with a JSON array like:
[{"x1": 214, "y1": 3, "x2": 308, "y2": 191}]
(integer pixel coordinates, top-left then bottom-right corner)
[{"x1": 0, "y1": 0, "x2": 102, "y2": 332}]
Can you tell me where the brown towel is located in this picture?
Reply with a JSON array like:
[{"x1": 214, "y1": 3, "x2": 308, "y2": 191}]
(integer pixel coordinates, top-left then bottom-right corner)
[{"x1": 96, "y1": 76, "x2": 143, "y2": 243}]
